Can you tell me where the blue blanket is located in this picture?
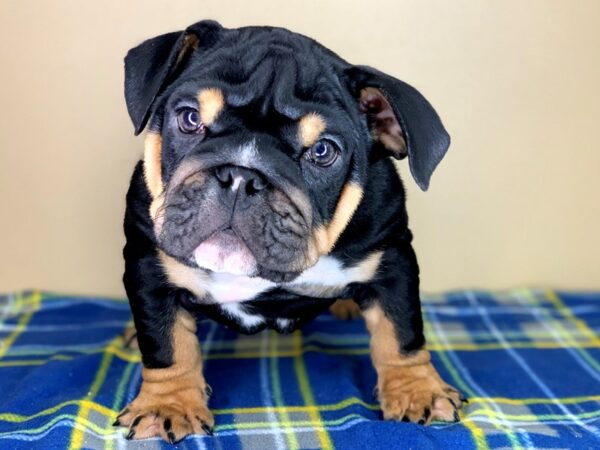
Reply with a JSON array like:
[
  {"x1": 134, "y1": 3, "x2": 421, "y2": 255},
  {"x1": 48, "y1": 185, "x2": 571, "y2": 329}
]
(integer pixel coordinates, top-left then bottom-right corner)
[{"x1": 0, "y1": 289, "x2": 599, "y2": 449}]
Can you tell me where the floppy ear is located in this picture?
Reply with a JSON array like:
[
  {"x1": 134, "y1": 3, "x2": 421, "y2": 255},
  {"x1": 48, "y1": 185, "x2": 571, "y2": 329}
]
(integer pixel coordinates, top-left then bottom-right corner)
[
  {"x1": 346, "y1": 66, "x2": 450, "y2": 191},
  {"x1": 124, "y1": 20, "x2": 222, "y2": 135}
]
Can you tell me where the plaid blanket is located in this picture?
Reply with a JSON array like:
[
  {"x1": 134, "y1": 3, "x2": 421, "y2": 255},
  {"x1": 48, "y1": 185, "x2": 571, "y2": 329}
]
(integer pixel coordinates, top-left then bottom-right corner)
[{"x1": 0, "y1": 290, "x2": 599, "y2": 449}]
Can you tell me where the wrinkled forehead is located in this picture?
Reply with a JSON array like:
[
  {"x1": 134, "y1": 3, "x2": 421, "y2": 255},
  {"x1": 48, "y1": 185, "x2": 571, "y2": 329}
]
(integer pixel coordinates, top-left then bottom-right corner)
[{"x1": 161, "y1": 29, "x2": 356, "y2": 126}]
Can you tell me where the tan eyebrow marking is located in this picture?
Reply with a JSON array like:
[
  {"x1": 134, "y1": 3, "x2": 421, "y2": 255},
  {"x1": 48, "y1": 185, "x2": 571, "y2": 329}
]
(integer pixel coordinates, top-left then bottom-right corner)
[
  {"x1": 197, "y1": 88, "x2": 225, "y2": 126},
  {"x1": 298, "y1": 112, "x2": 326, "y2": 147}
]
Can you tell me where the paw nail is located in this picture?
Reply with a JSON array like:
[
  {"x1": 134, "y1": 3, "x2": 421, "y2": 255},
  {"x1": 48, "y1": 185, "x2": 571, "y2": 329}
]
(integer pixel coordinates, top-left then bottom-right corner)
[
  {"x1": 460, "y1": 397, "x2": 469, "y2": 404},
  {"x1": 131, "y1": 416, "x2": 142, "y2": 428},
  {"x1": 167, "y1": 431, "x2": 177, "y2": 444},
  {"x1": 453, "y1": 411, "x2": 460, "y2": 422},
  {"x1": 447, "y1": 397, "x2": 457, "y2": 409},
  {"x1": 418, "y1": 418, "x2": 426, "y2": 425},
  {"x1": 201, "y1": 421, "x2": 214, "y2": 436},
  {"x1": 112, "y1": 419, "x2": 121, "y2": 427},
  {"x1": 205, "y1": 384, "x2": 213, "y2": 397},
  {"x1": 126, "y1": 430, "x2": 135, "y2": 440},
  {"x1": 401, "y1": 415, "x2": 410, "y2": 422}
]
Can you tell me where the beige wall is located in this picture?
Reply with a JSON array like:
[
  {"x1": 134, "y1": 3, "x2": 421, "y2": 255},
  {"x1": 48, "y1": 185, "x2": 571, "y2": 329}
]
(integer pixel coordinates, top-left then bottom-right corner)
[{"x1": 1, "y1": 0, "x2": 599, "y2": 297}]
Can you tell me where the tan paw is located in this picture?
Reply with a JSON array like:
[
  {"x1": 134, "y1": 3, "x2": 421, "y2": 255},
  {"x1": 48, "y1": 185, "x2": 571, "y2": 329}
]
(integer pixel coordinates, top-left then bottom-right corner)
[
  {"x1": 114, "y1": 385, "x2": 214, "y2": 443},
  {"x1": 377, "y1": 364, "x2": 465, "y2": 424},
  {"x1": 330, "y1": 299, "x2": 362, "y2": 320}
]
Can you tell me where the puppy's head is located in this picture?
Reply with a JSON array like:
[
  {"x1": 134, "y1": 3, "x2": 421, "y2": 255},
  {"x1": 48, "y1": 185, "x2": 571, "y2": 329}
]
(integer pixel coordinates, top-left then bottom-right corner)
[{"x1": 124, "y1": 20, "x2": 450, "y2": 282}]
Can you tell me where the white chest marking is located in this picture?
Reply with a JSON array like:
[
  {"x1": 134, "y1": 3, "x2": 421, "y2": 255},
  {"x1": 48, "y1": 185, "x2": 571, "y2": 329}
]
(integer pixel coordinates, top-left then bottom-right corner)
[
  {"x1": 203, "y1": 252, "x2": 382, "y2": 303},
  {"x1": 207, "y1": 273, "x2": 274, "y2": 303},
  {"x1": 292, "y1": 256, "x2": 368, "y2": 285},
  {"x1": 220, "y1": 303, "x2": 265, "y2": 327}
]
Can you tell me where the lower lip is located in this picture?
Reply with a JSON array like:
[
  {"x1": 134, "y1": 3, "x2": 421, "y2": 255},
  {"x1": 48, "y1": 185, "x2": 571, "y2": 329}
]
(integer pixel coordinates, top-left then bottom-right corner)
[{"x1": 193, "y1": 230, "x2": 257, "y2": 276}]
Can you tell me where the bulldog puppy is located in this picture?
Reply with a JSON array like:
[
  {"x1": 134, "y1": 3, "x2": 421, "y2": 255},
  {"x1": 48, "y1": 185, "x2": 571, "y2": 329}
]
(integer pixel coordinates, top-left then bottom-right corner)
[{"x1": 116, "y1": 20, "x2": 462, "y2": 442}]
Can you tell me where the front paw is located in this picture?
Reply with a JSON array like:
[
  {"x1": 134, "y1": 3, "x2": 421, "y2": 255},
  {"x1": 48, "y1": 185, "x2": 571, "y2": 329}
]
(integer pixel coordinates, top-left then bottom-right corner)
[
  {"x1": 114, "y1": 385, "x2": 214, "y2": 443},
  {"x1": 377, "y1": 364, "x2": 465, "y2": 424}
]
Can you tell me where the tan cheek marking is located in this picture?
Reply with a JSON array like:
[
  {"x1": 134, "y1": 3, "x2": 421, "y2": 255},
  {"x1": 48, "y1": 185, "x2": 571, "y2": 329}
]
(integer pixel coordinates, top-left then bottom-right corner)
[
  {"x1": 149, "y1": 195, "x2": 165, "y2": 236},
  {"x1": 143, "y1": 132, "x2": 163, "y2": 199},
  {"x1": 315, "y1": 182, "x2": 364, "y2": 254},
  {"x1": 159, "y1": 250, "x2": 209, "y2": 300},
  {"x1": 197, "y1": 88, "x2": 224, "y2": 126},
  {"x1": 298, "y1": 112, "x2": 326, "y2": 147}
]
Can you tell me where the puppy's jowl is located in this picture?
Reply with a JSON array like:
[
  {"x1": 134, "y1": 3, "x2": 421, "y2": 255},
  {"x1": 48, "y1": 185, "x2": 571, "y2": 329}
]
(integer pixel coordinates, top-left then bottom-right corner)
[{"x1": 117, "y1": 20, "x2": 463, "y2": 442}]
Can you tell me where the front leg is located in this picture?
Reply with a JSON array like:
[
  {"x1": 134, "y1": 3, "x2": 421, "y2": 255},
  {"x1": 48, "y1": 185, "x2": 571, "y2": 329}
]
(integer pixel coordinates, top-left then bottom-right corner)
[
  {"x1": 117, "y1": 163, "x2": 213, "y2": 442},
  {"x1": 117, "y1": 270, "x2": 213, "y2": 442},
  {"x1": 362, "y1": 245, "x2": 464, "y2": 424}
]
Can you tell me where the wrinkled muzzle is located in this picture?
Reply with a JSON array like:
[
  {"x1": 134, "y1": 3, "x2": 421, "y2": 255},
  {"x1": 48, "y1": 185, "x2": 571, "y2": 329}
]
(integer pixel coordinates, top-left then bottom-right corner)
[{"x1": 154, "y1": 138, "x2": 319, "y2": 282}]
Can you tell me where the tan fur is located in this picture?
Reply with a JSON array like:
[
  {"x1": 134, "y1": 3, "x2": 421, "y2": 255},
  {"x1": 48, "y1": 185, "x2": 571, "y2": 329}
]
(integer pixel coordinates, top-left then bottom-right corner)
[
  {"x1": 149, "y1": 195, "x2": 166, "y2": 235},
  {"x1": 359, "y1": 250, "x2": 383, "y2": 276},
  {"x1": 379, "y1": 132, "x2": 406, "y2": 154},
  {"x1": 315, "y1": 182, "x2": 364, "y2": 254},
  {"x1": 330, "y1": 299, "x2": 361, "y2": 320},
  {"x1": 363, "y1": 303, "x2": 463, "y2": 423},
  {"x1": 360, "y1": 87, "x2": 407, "y2": 154},
  {"x1": 116, "y1": 310, "x2": 213, "y2": 441},
  {"x1": 143, "y1": 132, "x2": 163, "y2": 199},
  {"x1": 198, "y1": 88, "x2": 224, "y2": 126},
  {"x1": 159, "y1": 250, "x2": 209, "y2": 299},
  {"x1": 175, "y1": 34, "x2": 200, "y2": 66},
  {"x1": 298, "y1": 112, "x2": 326, "y2": 147}
]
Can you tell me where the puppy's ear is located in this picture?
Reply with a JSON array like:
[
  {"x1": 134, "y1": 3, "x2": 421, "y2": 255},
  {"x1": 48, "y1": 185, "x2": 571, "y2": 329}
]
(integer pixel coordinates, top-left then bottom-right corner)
[
  {"x1": 346, "y1": 66, "x2": 450, "y2": 191},
  {"x1": 124, "y1": 20, "x2": 222, "y2": 135}
]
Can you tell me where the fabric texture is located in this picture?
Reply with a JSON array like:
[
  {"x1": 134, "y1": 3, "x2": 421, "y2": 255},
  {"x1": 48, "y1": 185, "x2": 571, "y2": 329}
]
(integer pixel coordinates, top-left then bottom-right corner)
[{"x1": 0, "y1": 289, "x2": 599, "y2": 449}]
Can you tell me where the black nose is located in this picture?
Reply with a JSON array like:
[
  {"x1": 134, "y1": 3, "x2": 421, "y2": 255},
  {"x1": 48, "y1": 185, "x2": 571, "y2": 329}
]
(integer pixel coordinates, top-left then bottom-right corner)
[{"x1": 214, "y1": 165, "x2": 268, "y2": 195}]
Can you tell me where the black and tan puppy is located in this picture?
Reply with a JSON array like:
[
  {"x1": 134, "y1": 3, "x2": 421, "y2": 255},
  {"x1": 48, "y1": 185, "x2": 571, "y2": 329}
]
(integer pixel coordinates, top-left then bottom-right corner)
[{"x1": 116, "y1": 20, "x2": 462, "y2": 442}]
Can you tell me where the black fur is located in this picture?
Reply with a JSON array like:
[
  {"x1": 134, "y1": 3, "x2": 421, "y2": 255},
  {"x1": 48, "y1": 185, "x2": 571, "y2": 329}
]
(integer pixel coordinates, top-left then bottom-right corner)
[
  {"x1": 123, "y1": 162, "x2": 178, "y2": 368},
  {"x1": 122, "y1": 21, "x2": 450, "y2": 370}
]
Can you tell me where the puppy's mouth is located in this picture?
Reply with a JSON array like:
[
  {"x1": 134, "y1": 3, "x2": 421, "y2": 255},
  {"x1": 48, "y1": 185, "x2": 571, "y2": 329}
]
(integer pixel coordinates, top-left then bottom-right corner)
[
  {"x1": 160, "y1": 160, "x2": 317, "y2": 283},
  {"x1": 193, "y1": 229, "x2": 258, "y2": 276}
]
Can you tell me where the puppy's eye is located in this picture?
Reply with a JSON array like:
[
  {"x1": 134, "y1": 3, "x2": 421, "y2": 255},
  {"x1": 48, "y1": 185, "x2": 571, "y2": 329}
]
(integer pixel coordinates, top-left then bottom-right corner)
[
  {"x1": 305, "y1": 140, "x2": 338, "y2": 167},
  {"x1": 177, "y1": 108, "x2": 205, "y2": 134}
]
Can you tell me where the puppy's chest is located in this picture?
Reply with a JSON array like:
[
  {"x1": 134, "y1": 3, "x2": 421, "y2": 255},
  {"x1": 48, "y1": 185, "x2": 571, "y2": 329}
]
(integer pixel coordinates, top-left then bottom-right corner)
[
  {"x1": 202, "y1": 255, "x2": 378, "y2": 302},
  {"x1": 161, "y1": 252, "x2": 381, "y2": 332}
]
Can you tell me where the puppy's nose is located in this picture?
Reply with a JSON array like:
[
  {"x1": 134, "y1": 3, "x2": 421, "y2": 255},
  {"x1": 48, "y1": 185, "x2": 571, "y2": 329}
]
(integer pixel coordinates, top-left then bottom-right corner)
[{"x1": 214, "y1": 165, "x2": 268, "y2": 195}]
